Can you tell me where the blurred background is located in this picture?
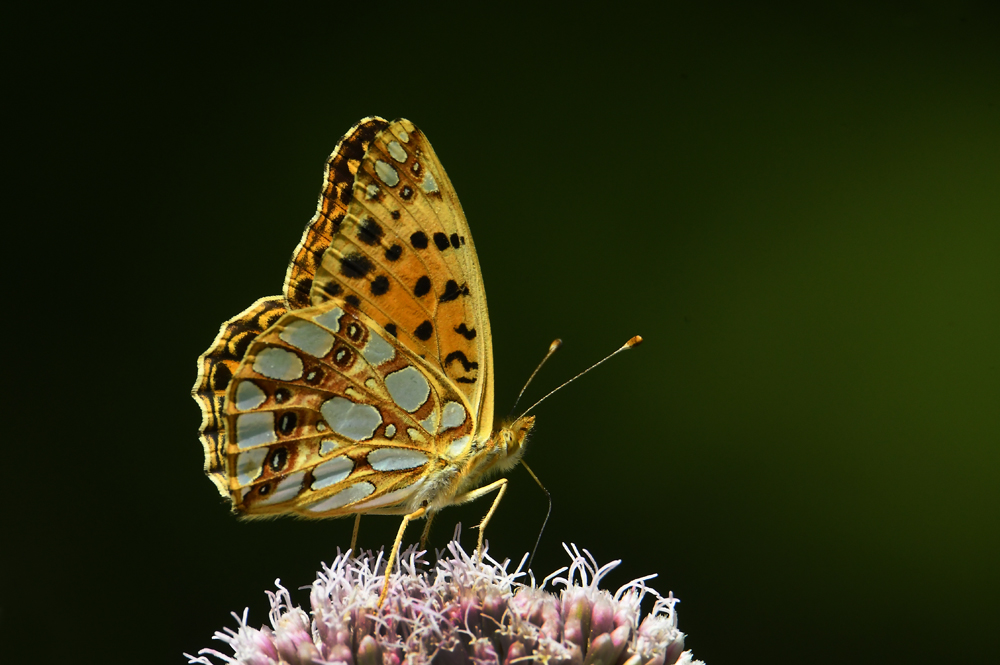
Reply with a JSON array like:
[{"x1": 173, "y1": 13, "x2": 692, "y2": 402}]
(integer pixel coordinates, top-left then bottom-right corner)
[{"x1": 8, "y1": 2, "x2": 998, "y2": 663}]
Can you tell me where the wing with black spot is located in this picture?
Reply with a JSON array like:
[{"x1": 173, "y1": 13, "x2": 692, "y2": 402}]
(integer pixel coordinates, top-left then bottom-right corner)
[
  {"x1": 283, "y1": 117, "x2": 390, "y2": 309},
  {"x1": 310, "y1": 119, "x2": 495, "y2": 444},
  {"x1": 193, "y1": 296, "x2": 288, "y2": 496},
  {"x1": 219, "y1": 299, "x2": 475, "y2": 517}
]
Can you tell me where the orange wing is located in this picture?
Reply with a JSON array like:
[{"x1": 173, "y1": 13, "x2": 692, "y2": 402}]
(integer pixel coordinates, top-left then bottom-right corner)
[
  {"x1": 284, "y1": 117, "x2": 390, "y2": 309},
  {"x1": 311, "y1": 119, "x2": 495, "y2": 445}
]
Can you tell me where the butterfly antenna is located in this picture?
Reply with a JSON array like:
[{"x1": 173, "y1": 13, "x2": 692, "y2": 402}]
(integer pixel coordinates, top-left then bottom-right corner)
[
  {"x1": 520, "y1": 461, "x2": 551, "y2": 570},
  {"x1": 508, "y1": 339, "x2": 563, "y2": 417},
  {"x1": 518, "y1": 336, "x2": 643, "y2": 419}
]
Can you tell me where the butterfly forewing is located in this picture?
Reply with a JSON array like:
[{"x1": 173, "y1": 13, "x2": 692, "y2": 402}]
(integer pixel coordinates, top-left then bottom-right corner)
[
  {"x1": 222, "y1": 299, "x2": 476, "y2": 517},
  {"x1": 283, "y1": 117, "x2": 390, "y2": 309},
  {"x1": 311, "y1": 119, "x2": 495, "y2": 444}
]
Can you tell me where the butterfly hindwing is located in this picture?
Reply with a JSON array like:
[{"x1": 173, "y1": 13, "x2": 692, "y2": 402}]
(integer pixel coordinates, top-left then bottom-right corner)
[
  {"x1": 194, "y1": 296, "x2": 288, "y2": 495},
  {"x1": 222, "y1": 299, "x2": 476, "y2": 517}
]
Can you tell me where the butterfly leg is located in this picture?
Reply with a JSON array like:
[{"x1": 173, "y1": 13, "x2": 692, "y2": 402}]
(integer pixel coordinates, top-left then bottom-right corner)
[
  {"x1": 350, "y1": 514, "x2": 361, "y2": 553},
  {"x1": 419, "y1": 511, "x2": 436, "y2": 548},
  {"x1": 378, "y1": 506, "x2": 427, "y2": 608},
  {"x1": 453, "y1": 478, "x2": 508, "y2": 559}
]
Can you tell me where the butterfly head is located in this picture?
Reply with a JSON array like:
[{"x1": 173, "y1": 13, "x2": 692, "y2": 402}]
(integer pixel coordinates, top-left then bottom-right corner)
[{"x1": 492, "y1": 415, "x2": 535, "y2": 472}]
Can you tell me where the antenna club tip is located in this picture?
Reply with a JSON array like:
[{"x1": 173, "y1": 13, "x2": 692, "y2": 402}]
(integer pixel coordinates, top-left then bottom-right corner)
[
  {"x1": 626, "y1": 335, "x2": 643, "y2": 348},
  {"x1": 549, "y1": 339, "x2": 563, "y2": 351}
]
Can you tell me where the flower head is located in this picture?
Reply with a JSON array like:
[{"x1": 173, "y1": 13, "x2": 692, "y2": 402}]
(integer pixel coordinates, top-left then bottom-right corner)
[{"x1": 187, "y1": 537, "x2": 703, "y2": 665}]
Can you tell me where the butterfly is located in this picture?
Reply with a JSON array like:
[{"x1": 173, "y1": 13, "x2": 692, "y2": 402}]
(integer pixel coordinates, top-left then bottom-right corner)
[{"x1": 194, "y1": 117, "x2": 543, "y2": 606}]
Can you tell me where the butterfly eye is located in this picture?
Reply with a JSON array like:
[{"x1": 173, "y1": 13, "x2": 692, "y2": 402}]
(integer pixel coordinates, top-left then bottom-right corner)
[
  {"x1": 257, "y1": 482, "x2": 272, "y2": 496},
  {"x1": 269, "y1": 448, "x2": 288, "y2": 472},
  {"x1": 274, "y1": 388, "x2": 291, "y2": 404},
  {"x1": 277, "y1": 412, "x2": 298, "y2": 436},
  {"x1": 304, "y1": 368, "x2": 324, "y2": 384}
]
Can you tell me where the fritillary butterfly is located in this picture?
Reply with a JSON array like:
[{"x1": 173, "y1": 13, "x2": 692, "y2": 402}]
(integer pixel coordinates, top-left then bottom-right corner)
[{"x1": 193, "y1": 118, "x2": 637, "y2": 605}]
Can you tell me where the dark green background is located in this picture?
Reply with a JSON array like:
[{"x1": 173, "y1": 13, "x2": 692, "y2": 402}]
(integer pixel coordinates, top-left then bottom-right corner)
[{"x1": 9, "y1": 3, "x2": 998, "y2": 664}]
